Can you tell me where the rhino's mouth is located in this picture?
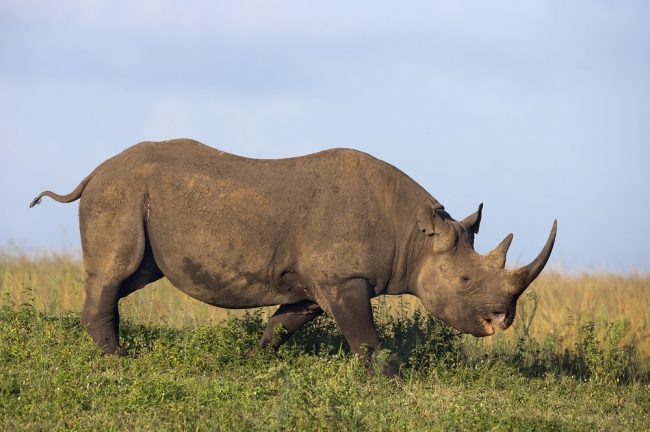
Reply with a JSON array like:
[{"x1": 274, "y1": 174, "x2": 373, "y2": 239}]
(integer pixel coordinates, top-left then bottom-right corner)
[{"x1": 480, "y1": 318, "x2": 496, "y2": 336}]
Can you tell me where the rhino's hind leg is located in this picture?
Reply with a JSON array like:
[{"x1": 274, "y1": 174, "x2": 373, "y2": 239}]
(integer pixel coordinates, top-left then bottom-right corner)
[
  {"x1": 82, "y1": 255, "x2": 161, "y2": 354},
  {"x1": 79, "y1": 198, "x2": 148, "y2": 354},
  {"x1": 81, "y1": 274, "x2": 124, "y2": 354},
  {"x1": 258, "y1": 301, "x2": 323, "y2": 350}
]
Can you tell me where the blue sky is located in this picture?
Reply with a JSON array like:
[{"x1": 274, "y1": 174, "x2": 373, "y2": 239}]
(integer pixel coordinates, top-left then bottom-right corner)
[{"x1": 1, "y1": 1, "x2": 648, "y2": 272}]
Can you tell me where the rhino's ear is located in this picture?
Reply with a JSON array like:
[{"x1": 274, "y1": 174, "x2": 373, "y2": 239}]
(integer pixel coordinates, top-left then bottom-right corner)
[
  {"x1": 417, "y1": 199, "x2": 446, "y2": 236},
  {"x1": 461, "y1": 203, "x2": 483, "y2": 235}
]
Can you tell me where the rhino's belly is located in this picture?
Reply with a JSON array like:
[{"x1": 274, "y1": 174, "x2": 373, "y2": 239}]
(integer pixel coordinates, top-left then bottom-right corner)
[
  {"x1": 168, "y1": 276, "x2": 307, "y2": 309},
  {"x1": 154, "y1": 256, "x2": 307, "y2": 308},
  {"x1": 148, "y1": 233, "x2": 307, "y2": 308}
]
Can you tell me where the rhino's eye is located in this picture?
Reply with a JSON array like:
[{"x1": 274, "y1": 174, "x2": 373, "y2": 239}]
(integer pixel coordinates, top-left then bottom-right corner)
[{"x1": 460, "y1": 276, "x2": 471, "y2": 283}]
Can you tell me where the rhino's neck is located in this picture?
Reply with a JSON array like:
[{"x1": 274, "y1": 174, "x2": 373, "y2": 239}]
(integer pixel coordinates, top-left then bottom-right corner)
[
  {"x1": 394, "y1": 211, "x2": 433, "y2": 295},
  {"x1": 383, "y1": 188, "x2": 434, "y2": 296},
  {"x1": 361, "y1": 157, "x2": 435, "y2": 296}
]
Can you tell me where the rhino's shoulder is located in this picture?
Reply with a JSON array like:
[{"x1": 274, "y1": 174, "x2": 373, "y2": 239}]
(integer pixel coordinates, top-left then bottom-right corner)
[{"x1": 302, "y1": 148, "x2": 392, "y2": 171}]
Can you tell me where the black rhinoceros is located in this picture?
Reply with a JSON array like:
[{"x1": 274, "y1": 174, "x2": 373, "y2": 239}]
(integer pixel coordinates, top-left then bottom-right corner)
[{"x1": 31, "y1": 139, "x2": 556, "y2": 374}]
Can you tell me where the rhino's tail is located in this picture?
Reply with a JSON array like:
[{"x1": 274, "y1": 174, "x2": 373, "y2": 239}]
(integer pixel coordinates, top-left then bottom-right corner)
[{"x1": 29, "y1": 171, "x2": 95, "y2": 208}]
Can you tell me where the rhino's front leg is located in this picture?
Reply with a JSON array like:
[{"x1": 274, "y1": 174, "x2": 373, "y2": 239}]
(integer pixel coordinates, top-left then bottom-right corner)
[
  {"x1": 258, "y1": 301, "x2": 323, "y2": 350},
  {"x1": 318, "y1": 278, "x2": 398, "y2": 377}
]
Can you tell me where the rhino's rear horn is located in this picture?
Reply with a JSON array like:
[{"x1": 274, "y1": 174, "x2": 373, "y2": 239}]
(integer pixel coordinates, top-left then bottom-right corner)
[
  {"x1": 487, "y1": 233, "x2": 513, "y2": 269},
  {"x1": 514, "y1": 220, "x2": 557, "y2": 294}
]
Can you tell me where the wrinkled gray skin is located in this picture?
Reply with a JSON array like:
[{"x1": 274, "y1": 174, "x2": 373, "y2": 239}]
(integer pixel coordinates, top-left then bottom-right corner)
[{"x1": 30, "y1": 139, "x2": 556, "y2": 376}]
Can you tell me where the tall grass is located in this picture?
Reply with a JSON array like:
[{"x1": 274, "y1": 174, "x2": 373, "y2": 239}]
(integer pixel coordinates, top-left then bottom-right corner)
[{"x1": 1, "y1": 251, "x2": 649, "y2": 356}]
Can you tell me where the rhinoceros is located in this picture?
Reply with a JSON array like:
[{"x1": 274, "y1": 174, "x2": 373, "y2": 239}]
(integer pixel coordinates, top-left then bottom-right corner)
[{"x1": 30, "y1": 139, "x2": 556, "y2": 373}]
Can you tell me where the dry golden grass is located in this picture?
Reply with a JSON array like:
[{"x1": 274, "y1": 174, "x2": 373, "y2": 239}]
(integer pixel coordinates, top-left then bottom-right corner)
[{"x1": 1, "y1": 251, "x2": 648, "y2": 355}]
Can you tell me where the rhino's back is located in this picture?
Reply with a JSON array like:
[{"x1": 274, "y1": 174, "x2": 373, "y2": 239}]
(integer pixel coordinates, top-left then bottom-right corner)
[
  {"x1": 96, "y1": 138, "x2": 397, "y2": 212},
  {"x1": 133, "y1": 138, "x2": 392, "y2": 239}
]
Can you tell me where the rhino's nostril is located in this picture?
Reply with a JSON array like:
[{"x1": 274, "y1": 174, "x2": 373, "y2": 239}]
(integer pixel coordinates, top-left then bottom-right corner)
[{"x1": 489, "y1": 312, "x2": 507, "y2": 326}]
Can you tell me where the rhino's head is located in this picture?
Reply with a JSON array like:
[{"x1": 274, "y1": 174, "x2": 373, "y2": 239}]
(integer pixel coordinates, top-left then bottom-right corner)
[{"x1": 412, "y1": 199, "x2": 557, "y2": 337}]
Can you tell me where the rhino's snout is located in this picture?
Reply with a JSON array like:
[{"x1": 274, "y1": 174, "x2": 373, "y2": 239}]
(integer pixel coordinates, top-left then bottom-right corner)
[{"x1": 486, "y1": 311, "x2": 509, "y2": 330}]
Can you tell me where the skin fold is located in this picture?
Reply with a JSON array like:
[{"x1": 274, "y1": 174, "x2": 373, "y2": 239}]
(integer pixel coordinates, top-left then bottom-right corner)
[{"x1": 30, "y1": 139, "x2": 556, "y2": 376}]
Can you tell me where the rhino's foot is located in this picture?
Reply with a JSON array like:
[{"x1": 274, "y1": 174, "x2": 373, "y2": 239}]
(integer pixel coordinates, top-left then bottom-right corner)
[
  {"x1": 101, "y1": 346, "x2": 128, "y2": 357},
  {"x1": 379, "y1": 361, "x2": 401, "y2": 380},
  {"x1": 245, "y1": 343, "x2": 277, "y2": 359}
]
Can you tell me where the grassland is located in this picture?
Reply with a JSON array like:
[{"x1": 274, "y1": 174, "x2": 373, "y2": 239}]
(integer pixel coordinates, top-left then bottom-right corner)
[{"x1": 1, "y1": 252, "x2": 649, "y2": 431}]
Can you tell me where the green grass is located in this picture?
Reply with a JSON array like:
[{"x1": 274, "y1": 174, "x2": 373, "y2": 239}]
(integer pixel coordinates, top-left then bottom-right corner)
[{"x1": 1, "y1": 299, "x2": 648, "y2": 431}]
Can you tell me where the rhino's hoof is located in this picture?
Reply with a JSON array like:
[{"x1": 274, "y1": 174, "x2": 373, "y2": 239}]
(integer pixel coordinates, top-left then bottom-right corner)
[
  {"x1": 101, "y1": 346, "x2": 128, "y2": 357},
  {"x1": 382, "y1": 362, "x2": 400, "y2": 379}
]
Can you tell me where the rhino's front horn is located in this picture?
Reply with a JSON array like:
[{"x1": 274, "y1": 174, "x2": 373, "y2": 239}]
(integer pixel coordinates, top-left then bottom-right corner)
[
  {"x1": 513, "y1": 220, "x2": 557, "y2": 294},
  {"x1": 486, "y1": 233, "x2": 514, "y2": 269}
]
